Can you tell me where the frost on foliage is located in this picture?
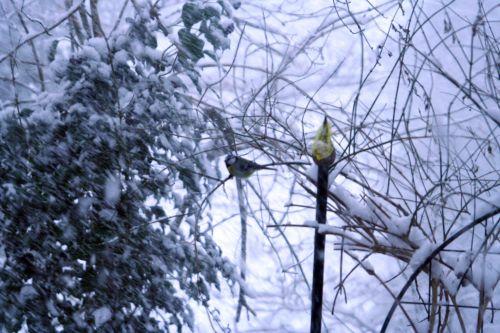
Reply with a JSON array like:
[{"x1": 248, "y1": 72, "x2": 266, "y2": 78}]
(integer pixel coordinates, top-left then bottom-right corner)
[
  {"x1": 0, "y1": 1, "x2": 239, "y2": 332},
  {"x1": 178, "y1": 0, "x2": 237, "y2": 90},
  {"x1": 104, "y1": 174, "x2": 121, "y2": 206},
  {"x1": 0, "y1": 245, "x2": 6, "y2": 268},
  {"x1": 93, "y1": 306, "x2": 112, "y2": 328},
  {"x1": 17, "y1": 285, "x2": 38, "y2": 305}
]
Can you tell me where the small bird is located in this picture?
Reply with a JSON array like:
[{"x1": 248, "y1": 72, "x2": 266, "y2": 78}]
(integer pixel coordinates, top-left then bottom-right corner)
[
  {"x1": 311, "y1": 116, "x2": 335, "y2": 165},
  {"x1": 225, "y1": 154, "x2": 276, "y2": 178}
]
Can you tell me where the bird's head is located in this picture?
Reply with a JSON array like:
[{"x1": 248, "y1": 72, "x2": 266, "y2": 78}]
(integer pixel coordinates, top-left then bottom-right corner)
[{"x1": 225, "y1": 154, "x2": 237, "y2": 167}]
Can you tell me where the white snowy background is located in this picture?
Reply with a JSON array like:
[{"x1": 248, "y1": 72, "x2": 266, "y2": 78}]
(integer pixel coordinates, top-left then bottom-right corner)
[{"x1": 0, "y1": 0, "x2": 498, "y2": 332}]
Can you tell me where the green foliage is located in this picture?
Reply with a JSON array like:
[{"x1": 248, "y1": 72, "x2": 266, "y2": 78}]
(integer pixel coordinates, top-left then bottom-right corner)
[
  {"x1": 48, "y1": 40, "x2": 59, "y2": 63},
  {"x1": 0, "y1": 1, "x2": 237, "y2": 332},
  {"x1": 179, "y1": 28, "x2": 205, "y2": 62},
  {"x1": 181, "y1": 2, "x2": 204, "y2": 28},
  {"x1": 178, "y1": 0, "x2": 237, "y2": 91}
]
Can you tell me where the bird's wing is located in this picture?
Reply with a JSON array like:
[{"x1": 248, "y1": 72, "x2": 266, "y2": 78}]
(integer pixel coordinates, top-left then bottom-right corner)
[
  {"x1": 240, "y1": 160, "x2": 260, "y2": 171},
  {"x1": 237, "y1": 159, "x2": 264, "y2": 171}
]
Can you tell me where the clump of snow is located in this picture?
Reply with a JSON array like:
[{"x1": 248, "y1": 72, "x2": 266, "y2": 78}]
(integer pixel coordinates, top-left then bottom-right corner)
[
  {"x1": 151, "y1": 255, "x2": 168, "y2": 273},
  {"x1": 331, "y1": 184, "x2": 373, "y2": 222},
  {"x1": 144, "y1": 46, "x2": 162, "y2": 61},
  {"x1": 18, "y1": 285, "x2": 38, "y2": 305},
  {"x1": 2, "y1": 183, "x2": 16, "y2": 197},
  {"x1": 454, "y1": 251, "x2": 473, "y2": 279},
  {"x1": 61, "y1": 275, "x2": 75, "y2": 288},
  {"x1": 96, "y1": 63, "x2": 111, "y2": 80},
  {"x1": 220, "y1": 17, "x2": 234, "y2": 32},
  {"x1": 72, "y1": 312, "x2": 87, "y2": 329},
  {"x1": 429, "y1": 260, "x2": 443, "y2": 280},
  {"x1": 221, "y1": 260, "x2": 234, "y2": 277},
  {"x1": 408, "y1": 227, "x2": 427, "y2": 246},
  {"x1": 318, "y1": 224, "x2": 340, "y2": 234},
  {"x1": 114, "y1": 35, "x2": 128, "y2": 49},
  {"x1": 209, "y1": 25, "x2": 230, "y2": 49},
  {"x1": 302, "y1": 220, "x2": 317, "y2": 227},
  {"x1": 409, "y1": 242, "x2": 437, "y2": 270},
  {"x1": 28, "y1": 107, "x2": 61, "y2": 125},
  {"x1": 130, "y1": 40, "x2": 145, "y2": 58},
  {"x1": 387, "y1": 216, "x2": 411, "y2": 236},
  {"x1": 113, "y1": 50, "x2": 129, "y2": 65},
  {"x1": 87, "y1": 38, "x2": 108, "y2": 58},
  {"x1": 80, "y1": 45, "x2": 101, "y2": 61},
  {"x1": 48, "y1": 55, "x2": 68, "y2": 79},
  {"x1": 0, "y1": 245, "x2": 5, "y2": 268},
  {"x1": 441, "y1": 270, "x2": 461, "y2": 296},
  {"x1": 46, "y1": 299, "x2": 59, "y2": 317},
  {"x1": 104, "y1": 174, "x2": 121, "y2": 206},
  {"x1": 93, "y1": 306, "x2": 112, "y2": 328},
  {"x1": 168, "y1": 31, "x2": 180, "y2": 45}
]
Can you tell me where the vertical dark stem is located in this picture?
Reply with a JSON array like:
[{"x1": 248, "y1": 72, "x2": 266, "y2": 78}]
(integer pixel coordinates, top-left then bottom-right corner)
[
  {"x1": 79, "y1": 2, "x2": 92, "y2": 38},
  {"x1": 90, "y1": 0, "x2": 103, "y2": 37},
  {"x1": 310, "y1": 164, "x2": 329, "y2": 333},
  {"x1": 64, "y1": 0, "x2": 85, "y2": 44},
  {"x1": 235, "y1": 178, "x2": 248, "y2": 322}
]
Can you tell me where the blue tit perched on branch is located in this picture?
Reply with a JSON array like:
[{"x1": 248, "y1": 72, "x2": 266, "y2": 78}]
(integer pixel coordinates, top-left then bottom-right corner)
[
  {"x1": 225, "y1": 154, "x2": 276, "y2": 178},
  {"x1": 311, "y1": 116, "x2": 335, "y2": 165}
]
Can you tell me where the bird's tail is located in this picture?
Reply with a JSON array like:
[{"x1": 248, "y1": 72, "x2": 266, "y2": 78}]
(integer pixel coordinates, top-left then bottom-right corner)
[{"x1": 262, "y1": 161, "x2": 309, "y2": 169}]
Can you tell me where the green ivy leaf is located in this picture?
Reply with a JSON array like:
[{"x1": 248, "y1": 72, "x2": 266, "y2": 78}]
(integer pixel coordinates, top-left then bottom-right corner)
[
  {"x1": 178, "y1": 28, "x2": 205, "y2": 62},
  {"x1": 204, "y1": 25, "x2": 229, "y2": 50},
  {"x1": 181, "y1": 2, "x2": 204, "y2": 29},
  {"x1": 48, "y1": 40, "x2": 59, "y2": 62},
  {"x1": 203, "y1": 6, "x2": 221, "y2": 19},
  {"x1": 19, "y1": 108, "x2": 34, "y2": 118}
]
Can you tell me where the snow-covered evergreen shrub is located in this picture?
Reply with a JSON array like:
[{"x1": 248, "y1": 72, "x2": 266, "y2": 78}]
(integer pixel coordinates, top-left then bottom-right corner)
[{"x1": 0, "y1": 1, "x2": 237, "y2": 331}]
